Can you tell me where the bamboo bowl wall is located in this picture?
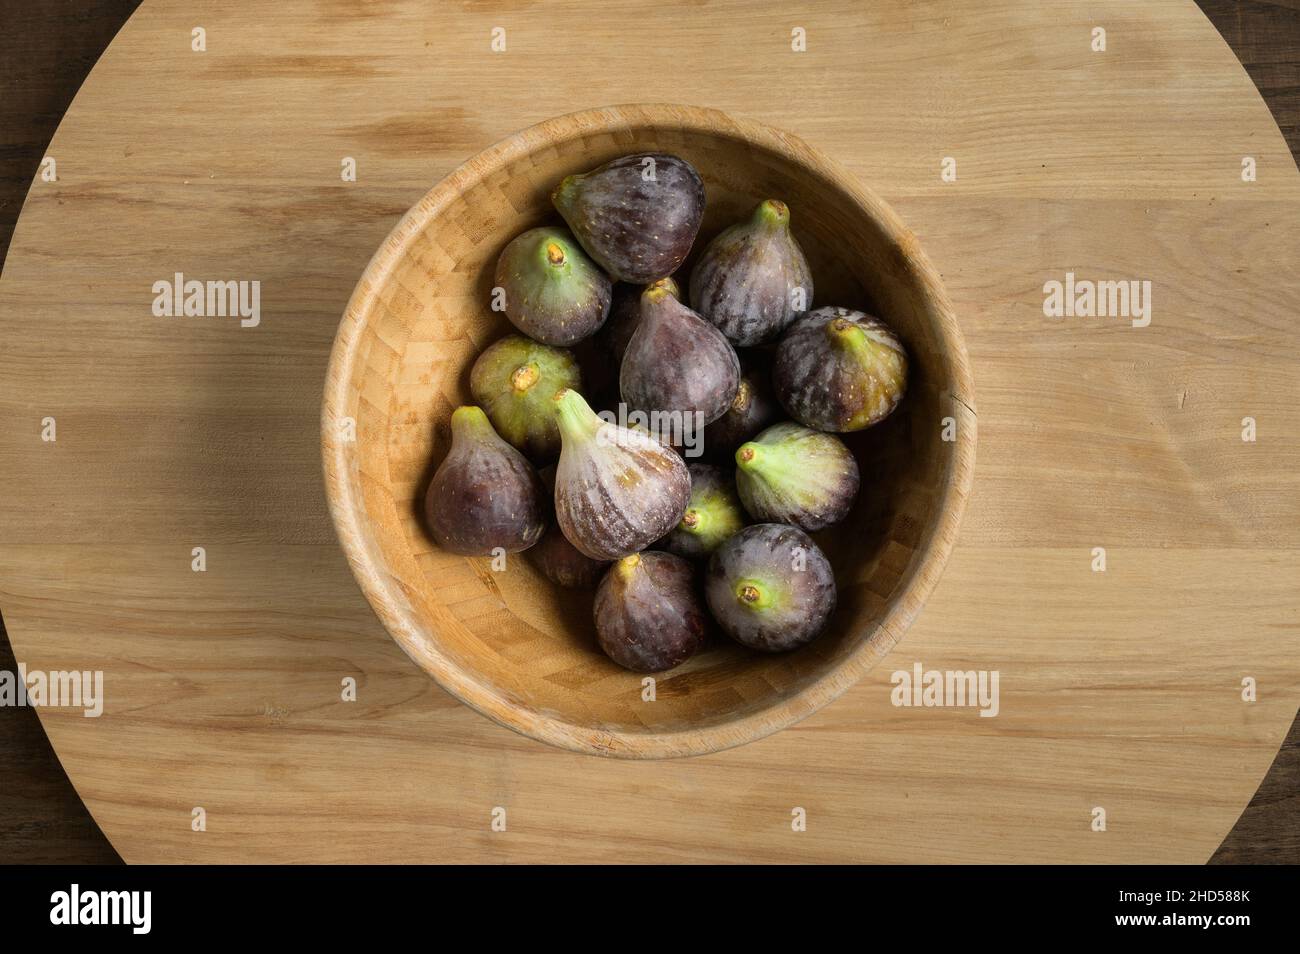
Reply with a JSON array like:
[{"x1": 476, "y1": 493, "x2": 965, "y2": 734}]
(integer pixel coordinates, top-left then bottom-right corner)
[{"x1": 322, "y1": 104, "x2": 976, "y2": 758}]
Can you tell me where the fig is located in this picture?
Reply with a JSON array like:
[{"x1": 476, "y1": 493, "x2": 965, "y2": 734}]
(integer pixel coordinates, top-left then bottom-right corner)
[
  {"x1": 552, "y1": 388, "x2": 690, "y2": 560},
  {"x1": 594, "y1": 551, "x2": 707, "y2": 672},
  {"x1": 735, "y1": 422, "x2": 859, "y2": 532},
  {"x1": 529, "y1": 521, "x2": 609, "y2": 588},
  {"x1": 495, "y1": 226, "x2": 612, "y2": 346},
  {"x1": 661, "y1": 464, "x2": 746, "y2": 560},
  {"x1": 424, "y1": 406, "x2": 546, "y2": 556},
  {"x1": 705, "y1": 523, "x2": 836, "y2": 653},
  {"x1": 773, "y1": 306, "x2": 907, "y2": 431},
  {"x1": 469, "y1": 334, "x2": 580, "y2": 463},
  {"x1": 620, "y1": 285, "x2": 740, "y2": 426},
  {"x1": 701, "y1": 353, "x2": 779, "y2": 460},
  {"x1": 690, "y1": 199, "x2": 814, "y2": 346},
  {"x1": 598, "y1": 276, "x2": 681, "y2": 366},
  {"x1": 552, "y1": 153, "x2": 705, "y2": 284}
]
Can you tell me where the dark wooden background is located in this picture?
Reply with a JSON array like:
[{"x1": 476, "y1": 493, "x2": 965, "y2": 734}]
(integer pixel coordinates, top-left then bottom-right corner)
[{"x1": 1, "y1": 0, "x2": 1296, "y2": 865}]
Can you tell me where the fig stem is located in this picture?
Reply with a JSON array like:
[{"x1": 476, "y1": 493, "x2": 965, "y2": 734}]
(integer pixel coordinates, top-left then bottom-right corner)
[
  {"x1": 450, "y1": 405, "x2": 494, "y2": 442},
  {"x1": 736, "y1": 578, "x2": 774, "y2": 610},
  {"x1": 755, "y1": 199, "x2": 790, "y2": 227},
  {"x1": 551, "y1": 176, "x2": 577, "y2": 211},
  {"x1": 552, "y1": 388, "x2": 602, "y2": 442},
  {"x1": 827, "y1": 315, "x2": 889, "y2": 380},
  {"x1": 680, "y1": 508, "x2": 703, "y2": 533},
  {"x1": 545, "y1": 242, "x2": 566, "y2": 267},
  {"x1": 647, "y1": 276, "x2": 680, "y2": 300},
  {"x1": 827, "y1": 315, "x2": 871, "y2": 355},
  {"x1": 642, "y1": 285, "x2": 671, "y2": 306},
  {"x1": 510, "y1": 363, "x2": 540, "y2": 393},
  {"x1": 736, "y1": 444, "x2": 759, "y2": 468},
  {"x1": 615, "y1": 553, "x2": 641, "y2": 580}
]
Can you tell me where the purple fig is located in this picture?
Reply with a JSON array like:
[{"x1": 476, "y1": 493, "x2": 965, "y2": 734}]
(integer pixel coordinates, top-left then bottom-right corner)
[
  {"x1": 773, "y1": 306, "x2": 908, "y2": 431},
  {"x1": 661, "y1": 464, "x2": 746, "y2": 560},
  {"x1": 552, "y1": 153, "x2": 705, "y2": 284},
  {"x1": 470, "y1": 334, "x2": 580, "y2": 463},
  {"x1": 735, "y1": 423, "x2": 859, "y2": 532},
  {"x1": 705, "y1": 523, "x2": 836, "y2": 653},
  {"x1": 495, "y1": 226, "x2": 611, "y2": 346},
  {"x1": 620, "y1": 285, "x2": 740, "y2": 426},
  {"x1": 701, "y1": 353, "x2": 779, "y2": 460},
  {"x1": 594, "y1": 551, "x2": 707, "y2": 672},
  {"x1": 529, "y1": 521, "x2": 609, "y2": 588},
  {"x1": 424, "y1": 406, "x2": 546, "y2": 556},
  {"x1": 690, "y1": 199, "x2": 814, "y2": 346},
  {"x1": 552, "y1": 389, "x2": 690, "y2": 560},
  {"x1": 598, "y1": 276, "x2": 681, "y2": 366}
]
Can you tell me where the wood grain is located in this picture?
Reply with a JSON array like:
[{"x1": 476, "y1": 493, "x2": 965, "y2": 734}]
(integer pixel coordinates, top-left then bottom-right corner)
[{"x1": 0, "y1": 0, "x2": 1297, "y2": 863}]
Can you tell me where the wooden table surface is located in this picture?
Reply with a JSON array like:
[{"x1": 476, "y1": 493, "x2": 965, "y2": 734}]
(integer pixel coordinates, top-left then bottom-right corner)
[{"x1": 1, "y1": 0, "x2": 1298, "y2": 864}]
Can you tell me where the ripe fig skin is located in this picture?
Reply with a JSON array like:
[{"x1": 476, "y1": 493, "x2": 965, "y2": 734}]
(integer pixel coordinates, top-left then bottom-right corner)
[
  {"x1": 661, "y1": 463, "x2": 747, "y2": 560},
  {"x1": 424, "y1": 406, "x2": 547, "y2": 556},
  {"x1": 773, "y1": 306, "x2": 908, "y2": 432},
  {"x1": 701, "y1": 353, "x2": 779, "y2": 461},
  {"x1": 705, "y1": 523, "x2": 836, "y2": 653},
  {"x1": 620, "y1": 286, "x2": 741, "y2": 427},
  {"x1": 529, "y1": 521, "x2": 609, "y2": 588},
  {"x1": 690, "y1": 199, "x2": 814, "y2": 347},
  {"x1": 735, "y1": 422, "x2": 860, "y2": 532},
  {"x1": 552, "y1": 153, "x2": 705, "y2": 284},
  {"x1": 594, "y1": 551, "x2": 707, "y2": 672},
  {"x1": 552, "y1": 388, "x2": 691, "y2": 561},
  {"x1": 598, "y1": 276, "x2": 681, "y2": 367},
  {"x1": 469, "y1": 334, "x2": 580, "y2": 463},
  {"x1": 495, "y1": 226, "x2": 612, "y2": 346}
]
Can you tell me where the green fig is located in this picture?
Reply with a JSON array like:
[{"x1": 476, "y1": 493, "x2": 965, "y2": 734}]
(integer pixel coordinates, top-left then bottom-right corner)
[
  {"x1": 552, "y1": 153, "x2": 705, "y2": 284},
  {"x1": 552, "y1": 389, "x2": 690, "y2": 560},
  {"x1": 620, "y1": 285, "x2": 740, "y2": 425},
  {"x1": 661, "y1": 464, "x2": 746, "y2": 560},
  {"x1": 705, "y1": 523, "x2": 836, "y2": 653},
  {"x1": 734, "y1": 422, "x2": 859, "y2": 532},
  {"x1": 469, "y1": 334, "x2": 580, "y2": 462},
  {"x1": 690, "y1": 199, "x2": 814, "y2": 346},
  {"x1": 773, "y1": 306, "x2": 907, "y2": 431},
  {"x1": 424, "y1": 406, "x2": 547, "y2": 556},
  {"x1": 495, "y1": 226, "x2": 611, "y2": 346},
  {"x1": 594, "y1": 552, "x2": 707, "y2": 672}
]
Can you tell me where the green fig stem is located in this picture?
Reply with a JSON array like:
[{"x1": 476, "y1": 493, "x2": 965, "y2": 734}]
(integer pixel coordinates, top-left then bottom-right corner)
[
  {"x1": 828, "y1": 316, "x2": 887, "y2": 375},
  {"x1": 648, "y1": 276, "x2": 680, "y2": 300},
  {"x1": 615, "y1": 553, "x2": 641, "y2": 580},
  {"x1": 552, "y1": 176, "x2": 578, "y2": 212},
  {"x1": 680, "y1": 508, "x2": 704, "y2": 535},
  {"x1": 545, "y1": 241, "x2": 567, "y2": 268},
  {"x1": 736, "y1": 437, "x2": 808, "y2": 496},
  {"x1": 736, "y1": 579, "x2": 774, "y2": 610},
  {"x1": 828, "y1": 316, "x2": 869, "y2": 353},
  {"x1": 553, "y1": 388, "x2": 602, "y2": 443},
  {"x1": 510, "y1": 363, "x2": 540, "y2": 393},
  {"x1": 642, "y1": 285, "x2": 672, "y2": 307},
  {"x1": 755, "y1": 199, "x2": 790, "y2": 228},
  {"x1": 450, "y1": 405, "x2": 494, "y2": 440}
]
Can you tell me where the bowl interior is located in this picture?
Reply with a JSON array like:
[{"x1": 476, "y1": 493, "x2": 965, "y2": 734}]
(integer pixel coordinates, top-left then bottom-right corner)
[{"x1": 325, "y1": 106, "x2": 973, "y2": 757}]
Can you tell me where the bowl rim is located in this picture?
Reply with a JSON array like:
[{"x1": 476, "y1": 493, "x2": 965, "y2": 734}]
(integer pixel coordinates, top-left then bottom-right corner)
[{"x1": 321, "y1": 102, "x2": 977, "y2": 759}]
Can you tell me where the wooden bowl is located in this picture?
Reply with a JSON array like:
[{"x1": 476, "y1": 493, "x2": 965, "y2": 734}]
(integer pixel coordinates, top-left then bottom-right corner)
[{"x1": 322, "y1": 104, "x2": 976, "y2": 758}]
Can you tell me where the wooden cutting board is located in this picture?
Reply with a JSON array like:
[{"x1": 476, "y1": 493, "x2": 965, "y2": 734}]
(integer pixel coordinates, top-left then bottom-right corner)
[{"x1": 1, "y1": 0, "x2": 1297, "y2": 863}]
